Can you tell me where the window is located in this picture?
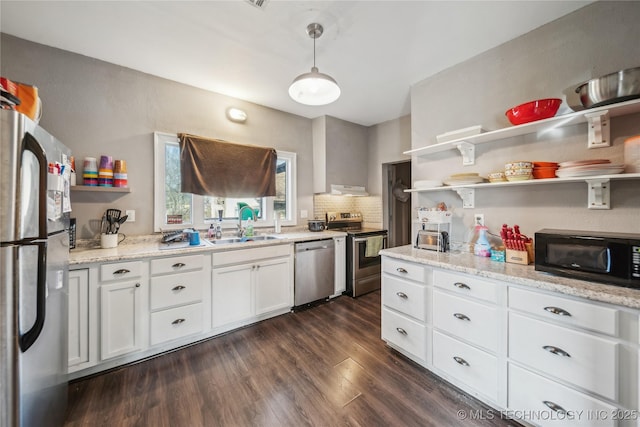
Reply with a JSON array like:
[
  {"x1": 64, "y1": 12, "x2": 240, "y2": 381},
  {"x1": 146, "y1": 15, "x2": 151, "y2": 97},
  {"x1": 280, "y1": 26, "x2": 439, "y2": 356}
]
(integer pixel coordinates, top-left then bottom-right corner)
[{"x1": 154, "y1": 132, "x2": 297, "y2": 231}]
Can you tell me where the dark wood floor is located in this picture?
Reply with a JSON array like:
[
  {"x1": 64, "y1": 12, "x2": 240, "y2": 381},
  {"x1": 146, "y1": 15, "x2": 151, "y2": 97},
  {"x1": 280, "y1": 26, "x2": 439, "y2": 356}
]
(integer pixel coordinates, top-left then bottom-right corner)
[{"x1": 65, "y1": 291, "x2": 520, "y2": 427}]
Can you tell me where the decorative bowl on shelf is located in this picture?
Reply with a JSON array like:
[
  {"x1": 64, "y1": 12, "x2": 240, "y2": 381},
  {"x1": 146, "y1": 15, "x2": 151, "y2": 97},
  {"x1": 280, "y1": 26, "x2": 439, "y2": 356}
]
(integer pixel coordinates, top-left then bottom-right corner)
[{"x1": 505, "y1": 98, "x2": 562, "y2": 125}]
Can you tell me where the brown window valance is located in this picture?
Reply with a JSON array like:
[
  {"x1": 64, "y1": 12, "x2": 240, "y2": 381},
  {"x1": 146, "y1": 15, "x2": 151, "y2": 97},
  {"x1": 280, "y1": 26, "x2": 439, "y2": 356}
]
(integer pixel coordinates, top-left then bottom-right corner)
[{"x1": 178, "y1": 133, "x2": 277, "y2": 197}]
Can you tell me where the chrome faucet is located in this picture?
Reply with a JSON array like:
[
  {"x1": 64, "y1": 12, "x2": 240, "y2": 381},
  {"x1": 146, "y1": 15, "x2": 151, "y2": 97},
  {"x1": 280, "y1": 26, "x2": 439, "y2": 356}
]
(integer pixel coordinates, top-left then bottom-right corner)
[{"x1": 237, "y1": 205, "x2": 257, "y2": 237}]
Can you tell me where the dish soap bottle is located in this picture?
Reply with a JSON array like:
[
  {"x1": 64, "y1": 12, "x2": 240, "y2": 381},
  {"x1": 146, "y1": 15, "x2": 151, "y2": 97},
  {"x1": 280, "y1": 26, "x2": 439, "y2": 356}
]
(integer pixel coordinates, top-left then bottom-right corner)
[
  {"x1": 245, "y1": 218, "x2": 254, "y2": 237},
  {"x1": 215, "y1": 220, "x2": 222, "y2": 239},
  {"x1": 474, "y1": 225, "x2": 491, "y2": 257},
  {"x1": 207, "y1": 223, "x2": 215, "y2": 239},
  {"x1": 274, "y1": 213, "x2": 281, "y2": 234}
]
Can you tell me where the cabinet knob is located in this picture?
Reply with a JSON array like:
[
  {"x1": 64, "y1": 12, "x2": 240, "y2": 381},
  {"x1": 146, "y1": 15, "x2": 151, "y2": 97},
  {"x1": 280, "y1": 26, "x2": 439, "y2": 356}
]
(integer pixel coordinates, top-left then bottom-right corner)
[
  {"x1": 396, "y1": 267, "x2": 408, "y2": 274},
  {"x1": 543, "y1": 400, "x2": 567, "y2": 415},
  {"x1": 453, "y1": 313, "x2": 471, "y2": 321},
  {"x1": 544, "y1": 306, "x2": 571, "y2": 317},
  {"x1": 172, "y1": 263, "x2": 186, "y2": 268},
  {"x1": 135, "y1": 283, "x2": 141, "y2": 288},
  {"x1": 172, "y1": 285, "x2": 186, "y2": 291},
  {"x1": 453, "y1": 282, "x2": 471, "y2": 290},
  {"x1": 114, "y1": 269, "x2": 130, "y2": 275},
  {"x1": 542, "y1": 345, "x2": 571, "y2": 358},
  {"x1": 396, "y1": 292, "x2": 408, "y2": 299},
  {"x1": 453, "y1": 356, "x2": 470, "y2": 367},
  {"x1": 396, "y1": 327, "x2": 408, "y2": 335},
  {"x1": 171, "y1": 318, "x2": 186, "y2": 325}
]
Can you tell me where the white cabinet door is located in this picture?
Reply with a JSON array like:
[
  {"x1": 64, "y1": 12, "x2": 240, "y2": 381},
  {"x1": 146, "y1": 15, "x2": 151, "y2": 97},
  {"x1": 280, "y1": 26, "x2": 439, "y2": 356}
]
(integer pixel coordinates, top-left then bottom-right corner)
[
  {"x1": 255, "y1": 257, "x2": 292, "y2": 316},
  {"x1": 68, "y1": 269, "x2": 89, "y2": 368},
  {"x1": 334, "y1": 237, "x2": 346, "y2": 295},
  {"x1": 100, "y1": 280, "x2": 144, "y2": 360},
  {"x1": 211, "y1": 263, "x2": 253, "y2": 328}
]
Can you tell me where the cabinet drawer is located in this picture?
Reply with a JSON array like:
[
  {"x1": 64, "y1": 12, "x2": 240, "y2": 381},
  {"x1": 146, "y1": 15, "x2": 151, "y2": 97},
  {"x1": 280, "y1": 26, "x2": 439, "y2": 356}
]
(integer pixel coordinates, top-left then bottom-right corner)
[
  {"x1": 509, "y1": 287, "x2": 619, "y2": 337},
  {"x1": 150, "y1": 271, "x2": 205, "y2": 311},
  {"x1": 509, "y1": 363, "x2": 617, "y2": 427},
  {"x1": 382, "y1": 274, "x2": 429, "y2": 321},
  {"x1": 433, "y1": 290, "x2": 499, "y2": 353},
  {"x1": 382, "y1": 307, "x2": 428, "y2": 362},
  {"x1": 433, "y1": 331, "x2": 498, "y2": 402},
  {"x1": 100, "y1": 261, "x2": 143, "y2": 282},
  {"x1": 382, "y1": 257, "x2": 428, "y2": 283},
  {"x1": 150, "y1": 303, "x2": 204, "y2": 346},
  {"x1": 509, "y1": 312, "x2": 618, "y2": 401},
  {"x1": 150, "y1": 254, "x2": 205, "y2": 276},
  {"x1": 433, "y1": 270, "x2": 499, "y2": 304}
]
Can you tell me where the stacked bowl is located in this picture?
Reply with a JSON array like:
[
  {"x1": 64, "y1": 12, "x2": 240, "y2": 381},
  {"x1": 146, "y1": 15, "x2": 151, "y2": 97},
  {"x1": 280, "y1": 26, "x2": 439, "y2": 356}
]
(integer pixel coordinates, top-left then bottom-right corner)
[
  {"x1": 532, "y1": 162, "x2": 559, "y2": 179},
  {"x1": 504, "y1": 161, "x2": 533, "y2": 181}
]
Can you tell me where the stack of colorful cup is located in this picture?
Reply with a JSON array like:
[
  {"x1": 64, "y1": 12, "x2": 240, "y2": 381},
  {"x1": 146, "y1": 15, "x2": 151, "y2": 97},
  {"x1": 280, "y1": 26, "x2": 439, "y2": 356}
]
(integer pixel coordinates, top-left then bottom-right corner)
[
  {"x1": 82, "y1": 157, "x2": 98, "y2": 186},
  {"x1": 98, "y1": 155, "x2": 113, "y2": 187},
  {"x1": 113, "y1": 160, "x2": 128, "y2": 188}
]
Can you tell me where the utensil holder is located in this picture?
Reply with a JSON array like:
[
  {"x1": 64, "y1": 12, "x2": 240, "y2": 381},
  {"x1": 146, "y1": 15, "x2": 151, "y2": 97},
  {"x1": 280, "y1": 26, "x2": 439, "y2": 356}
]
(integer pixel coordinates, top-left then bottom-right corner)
[{"x1": 100, "y1": 233, "x2": 125, "y2": 249}]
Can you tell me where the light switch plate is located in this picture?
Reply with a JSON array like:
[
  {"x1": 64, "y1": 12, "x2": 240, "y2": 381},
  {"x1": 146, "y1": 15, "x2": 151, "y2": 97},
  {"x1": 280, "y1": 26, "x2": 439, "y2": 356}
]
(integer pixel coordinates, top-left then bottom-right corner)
[
  {"x1": 300, "y1": 210, "x2": 308, "y2": 219},
  {"x1": 125, "y1": 210, "x2": 136, "y2": 222}
]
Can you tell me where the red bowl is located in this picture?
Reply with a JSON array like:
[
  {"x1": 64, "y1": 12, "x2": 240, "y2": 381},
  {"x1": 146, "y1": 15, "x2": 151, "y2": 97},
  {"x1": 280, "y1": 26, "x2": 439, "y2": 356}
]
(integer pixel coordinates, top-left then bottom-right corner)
[{"x1": 505, "y1": 98, "x2": 562, "y2": 125}]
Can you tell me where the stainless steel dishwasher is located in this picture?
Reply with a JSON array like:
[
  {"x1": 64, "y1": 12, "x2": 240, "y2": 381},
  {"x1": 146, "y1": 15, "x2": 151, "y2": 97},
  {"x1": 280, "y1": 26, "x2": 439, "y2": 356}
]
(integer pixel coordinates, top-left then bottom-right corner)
[{"x1": 294, "y1": 239, "x2": 335, "y2": 308}]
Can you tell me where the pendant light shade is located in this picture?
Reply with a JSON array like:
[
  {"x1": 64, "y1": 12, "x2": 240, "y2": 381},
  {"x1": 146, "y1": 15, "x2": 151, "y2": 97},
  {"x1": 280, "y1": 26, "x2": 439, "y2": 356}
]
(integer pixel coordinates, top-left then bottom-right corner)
[{"x1": 289, "y1": 23, "x2": 340, "y2": 106}]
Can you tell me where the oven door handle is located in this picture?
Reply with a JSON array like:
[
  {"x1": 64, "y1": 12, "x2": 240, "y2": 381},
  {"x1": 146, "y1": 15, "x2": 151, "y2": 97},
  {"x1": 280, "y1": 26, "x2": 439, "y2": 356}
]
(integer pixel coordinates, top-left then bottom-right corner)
[{"x1": 353, "y1": 236, "x2": 388, "y2": 248}]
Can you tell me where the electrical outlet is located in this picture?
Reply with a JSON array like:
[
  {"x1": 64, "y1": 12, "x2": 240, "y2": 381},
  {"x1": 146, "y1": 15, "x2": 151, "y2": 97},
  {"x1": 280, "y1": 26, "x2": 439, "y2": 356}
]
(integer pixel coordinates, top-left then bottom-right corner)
[
  {"x1": 474, "y1": 213, "x2": 484, "y2": 226},
  {"x1": 300, "y1": 210, "x2": 308, "y2": 219},
  {"x1": 125, "y1": 210, "x2": 136, "y2": 222}
]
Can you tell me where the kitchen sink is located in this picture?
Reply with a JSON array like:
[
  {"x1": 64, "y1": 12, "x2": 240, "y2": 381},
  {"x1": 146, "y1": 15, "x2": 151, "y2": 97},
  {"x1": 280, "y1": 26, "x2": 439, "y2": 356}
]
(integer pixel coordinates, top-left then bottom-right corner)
[{"x1": 209, "y1": 235, "x2": 280, "y2": 244}]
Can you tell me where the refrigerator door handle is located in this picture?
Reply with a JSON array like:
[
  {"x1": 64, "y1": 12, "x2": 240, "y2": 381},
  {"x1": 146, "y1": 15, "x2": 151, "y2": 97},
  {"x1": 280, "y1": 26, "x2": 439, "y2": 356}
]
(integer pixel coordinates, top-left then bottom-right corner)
[
  {"x1": 22, "y1": 132, "x2": 48, "y2": 240},
  {"x1": 19, "y1": 240, "x2": 48, "y2": 352}
]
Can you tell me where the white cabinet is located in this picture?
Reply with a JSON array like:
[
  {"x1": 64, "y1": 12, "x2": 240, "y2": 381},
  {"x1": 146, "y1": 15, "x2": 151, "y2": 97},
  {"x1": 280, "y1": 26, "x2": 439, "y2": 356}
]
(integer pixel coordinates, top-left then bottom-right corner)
[
  {"x1": 381, "y1": 257, "x2": 431, "y2": 366},
  {"x1": 68, "y1": 269, "x2": 89, "y2": 371},
  {"x1": 381, "y1": 255, "x2": 640, "y2": 427},
  {"x1": 98, "y1": 260, "x2": 148, "y2": 361},
  {"x1": 149, "y1": 254, "x2": 209, "y2": 346},
  {"x1": 431, "y1": 270, "x2": 505, "y2": 405},
  {"x1": 212, "y1": 244, "x2": 293, "y2": 332},
  {"x1": 333, "y1": 236, "x2": 346, "y2": 296}
]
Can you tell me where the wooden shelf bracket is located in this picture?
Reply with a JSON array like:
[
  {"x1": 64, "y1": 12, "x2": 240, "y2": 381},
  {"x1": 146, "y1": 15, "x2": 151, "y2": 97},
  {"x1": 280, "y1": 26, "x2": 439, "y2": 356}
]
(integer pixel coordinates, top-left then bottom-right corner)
[
  {"x1": 453, "y1": 188, "x2": 475, "y2": 208},
  {"x1": 456, "y1": 142, "x2": 475, "y2": 165}
]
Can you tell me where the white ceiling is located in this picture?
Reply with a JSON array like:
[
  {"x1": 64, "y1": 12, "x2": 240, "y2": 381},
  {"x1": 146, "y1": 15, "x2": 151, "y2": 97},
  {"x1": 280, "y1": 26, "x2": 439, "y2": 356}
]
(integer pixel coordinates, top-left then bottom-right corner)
[{"x1": 1, "y1": 1, "x2": 591, "y2": 126}]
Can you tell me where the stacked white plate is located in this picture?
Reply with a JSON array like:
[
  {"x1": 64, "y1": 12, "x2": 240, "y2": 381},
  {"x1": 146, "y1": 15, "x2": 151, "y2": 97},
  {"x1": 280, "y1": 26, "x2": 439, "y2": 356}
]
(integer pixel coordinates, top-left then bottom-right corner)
[
  {"x1": 556, "y1": 159, "x2": 624, "y2": 177},
  {"x1": 414, "y1": 180, "x2": 443, "y2": 189},
  {"x1": 443, "y1": 173, "x2": 485, "y2": 186}
]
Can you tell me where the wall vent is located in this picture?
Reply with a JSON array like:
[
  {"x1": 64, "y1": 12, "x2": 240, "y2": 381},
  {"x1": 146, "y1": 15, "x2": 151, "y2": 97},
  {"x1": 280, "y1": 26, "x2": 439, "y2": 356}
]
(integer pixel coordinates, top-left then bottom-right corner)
[{"x1": 245, "y1": 0, "x2": 269, "y2": 9}]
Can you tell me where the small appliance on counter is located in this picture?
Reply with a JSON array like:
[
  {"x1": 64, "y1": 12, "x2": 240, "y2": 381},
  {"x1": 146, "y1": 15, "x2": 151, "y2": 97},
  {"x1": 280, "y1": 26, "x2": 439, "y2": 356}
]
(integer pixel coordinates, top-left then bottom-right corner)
[
  {"x1": 308, "y1": 219, "x2": 326, "y2": 232},
  {"x1": 535, "y1": 229, "x2": 640, "y2": 288},
  {"x1": 416, "y1": 229, "x2": 449, "y2": 252}
]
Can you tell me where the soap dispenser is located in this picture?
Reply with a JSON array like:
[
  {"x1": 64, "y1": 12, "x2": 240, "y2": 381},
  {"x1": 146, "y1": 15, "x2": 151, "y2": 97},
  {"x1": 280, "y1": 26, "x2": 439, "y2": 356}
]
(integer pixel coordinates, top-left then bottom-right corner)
[
  {"x1": 245, "y1": 218, "x2": 254, "y2": 237},
  {"x1": 215, "y1": 219, "x2": 222, "y2": 239},
  {"x1": 474, "y1": 225, "x2": 491, "y2": 257},
  {"x1": 207, "y1": 223, "x2": 215, "y2": 239}
]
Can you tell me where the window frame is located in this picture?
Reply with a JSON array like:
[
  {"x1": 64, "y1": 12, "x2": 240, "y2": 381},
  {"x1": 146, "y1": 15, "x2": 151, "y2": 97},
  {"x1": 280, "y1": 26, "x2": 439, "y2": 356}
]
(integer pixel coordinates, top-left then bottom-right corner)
[{"x1": 153, "y1": 132, "x2": 297, "y2": 232}]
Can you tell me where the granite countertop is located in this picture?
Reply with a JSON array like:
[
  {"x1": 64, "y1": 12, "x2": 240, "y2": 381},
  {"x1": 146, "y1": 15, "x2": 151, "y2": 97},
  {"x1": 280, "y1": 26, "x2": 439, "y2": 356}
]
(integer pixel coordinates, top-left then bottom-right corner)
[
  {"x1": 380, "y1": 245, "x2": 640, "y2": 310},
  {"x1": 70, "y1": 230, "x2": 346, "y2": 266}
]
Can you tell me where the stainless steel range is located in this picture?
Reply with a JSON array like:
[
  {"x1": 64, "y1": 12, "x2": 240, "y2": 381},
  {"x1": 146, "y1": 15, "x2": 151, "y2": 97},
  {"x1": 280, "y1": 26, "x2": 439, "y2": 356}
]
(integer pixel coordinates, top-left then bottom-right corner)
[{"x1": 326, "y1": 212, "x2": 388, "y2": 297}]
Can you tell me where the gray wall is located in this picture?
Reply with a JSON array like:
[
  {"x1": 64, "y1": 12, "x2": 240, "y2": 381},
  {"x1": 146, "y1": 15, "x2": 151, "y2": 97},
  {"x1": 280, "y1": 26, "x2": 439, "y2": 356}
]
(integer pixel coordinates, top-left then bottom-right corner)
[
  {"x1": 1, "y1": 34, "x2": 315, "y2": 239},
  {"x1": 410, "y1": 1, "x2": 640, "y2": 242},
  {"x1": 367, "y1": 114, "x2": 411, "y2": 195}
]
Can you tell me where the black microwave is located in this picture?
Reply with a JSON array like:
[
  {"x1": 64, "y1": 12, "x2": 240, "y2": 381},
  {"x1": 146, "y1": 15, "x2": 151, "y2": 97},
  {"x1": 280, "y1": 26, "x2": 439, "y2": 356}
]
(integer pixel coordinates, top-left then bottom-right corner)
[{"x1": 535, "y1": 229, "x2": 640, "y2": 288}]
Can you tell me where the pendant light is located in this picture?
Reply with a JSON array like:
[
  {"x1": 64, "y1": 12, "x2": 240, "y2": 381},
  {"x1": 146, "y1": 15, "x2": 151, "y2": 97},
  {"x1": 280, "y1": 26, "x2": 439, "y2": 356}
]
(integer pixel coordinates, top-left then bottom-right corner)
[{"x1": 288, "y1": 23, "x2": 341, "y2": 106}]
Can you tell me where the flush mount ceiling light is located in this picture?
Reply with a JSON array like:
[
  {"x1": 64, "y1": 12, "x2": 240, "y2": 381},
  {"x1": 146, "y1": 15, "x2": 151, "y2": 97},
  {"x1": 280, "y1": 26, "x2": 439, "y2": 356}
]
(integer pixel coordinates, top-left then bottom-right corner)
[
  {"x1": 288, "y1": 23, "x2": 341, "y2": 106},
  {"x1": 226, "y1": 107, "x2": 247, "y2": 123}
]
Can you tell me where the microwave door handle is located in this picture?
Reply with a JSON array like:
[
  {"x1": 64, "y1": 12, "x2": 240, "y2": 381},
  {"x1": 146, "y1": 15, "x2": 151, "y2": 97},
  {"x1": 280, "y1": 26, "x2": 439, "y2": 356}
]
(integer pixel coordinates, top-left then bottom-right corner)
[
  {"x1": 23, "y1": 132, "x2": 48, "y2": 240},
  {"x1": 605, "y1": 247, "x2": 611, "y2": 273}
]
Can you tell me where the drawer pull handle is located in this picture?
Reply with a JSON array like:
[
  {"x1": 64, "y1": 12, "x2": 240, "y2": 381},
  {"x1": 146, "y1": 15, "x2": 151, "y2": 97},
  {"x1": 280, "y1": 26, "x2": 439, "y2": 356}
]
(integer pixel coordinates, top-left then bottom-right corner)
[
  {"x1": 544, "y1": 306, "x2": 571, "y2": 317},
  {"x1": 135, "y1": 283, "x2": 141, "y2": 288},
  {"x1": 453, "y1": 282, "x2": 470, "y2": 290},
  {"x1": 543, "y1": 400, "x2": 567, "y2": 415},
  {"x1": 113, "y1": 269, "x2": 130, "y2": 275},
  {"x1": 396, "y1": 292, "x2": 408, "y2": 299},
  {"x1": 172, "y1": 262, "x2": 186, "y2": 268},
  {"x1": 453, "y1": 356, "x2": 469, "y2": 367},
  {"x1": 543, "y1": 345, "x2": 571, "y2": 358},
  {"x1": 453, "y1": 313, "x2": 470, "y2": 321},
  {"x1": 172, "y1": 285, "x2": 186, "y2": 291},
  {"x1": 172, "y1": 318, "x2": 186, "y2": 325},
  {"x1": 396, "y1": 267, "x2": 408, "y2": 274},
  {"x1": 396, "y1": 327, "x2": 408, "y2": 335}
]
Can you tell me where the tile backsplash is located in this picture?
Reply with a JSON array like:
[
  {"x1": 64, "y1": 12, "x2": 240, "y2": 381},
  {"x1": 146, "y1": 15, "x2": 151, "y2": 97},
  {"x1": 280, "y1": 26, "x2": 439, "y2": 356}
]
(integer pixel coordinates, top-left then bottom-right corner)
[{"x1": 313, "y1": 195, "x2": 383, "y2": 228}]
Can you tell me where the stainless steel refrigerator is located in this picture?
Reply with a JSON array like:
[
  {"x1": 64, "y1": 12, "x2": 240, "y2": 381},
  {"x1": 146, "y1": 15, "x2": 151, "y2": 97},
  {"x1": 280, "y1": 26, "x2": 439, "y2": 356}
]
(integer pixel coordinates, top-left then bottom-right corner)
[{"x1": 1, "y1": 109, "x2": 71, "y2": 427}]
